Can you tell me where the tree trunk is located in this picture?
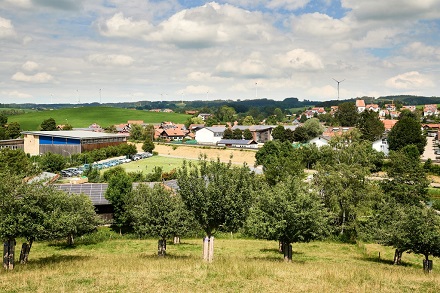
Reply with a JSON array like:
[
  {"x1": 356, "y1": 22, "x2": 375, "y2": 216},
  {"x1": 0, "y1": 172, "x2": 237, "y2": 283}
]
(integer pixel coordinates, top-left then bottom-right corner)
[
  {"x1": 19, "y1": 239, "x2": 33, "y2": 264},
  {"x1": 67, "y1": 233, "x2": 74, "y2": 246},
  {"x1": 423, "y1": 254, "x2": 433, "y2": 273},
  {"x1": 340, "y1": 209, "x2": 346, "y2": 235},
  {"x1": 158, "y1": 238, "x2": 166, "y2": 256},
  {"x1": 3, "y1": 238, "x2": 16, "y2": 270},
  {"x1": 283, "y1": 242, "x2": 292, "y2": 262},
  {"x1": 202, "y1": 236, "x2": 214, "y2": 262},
  {"x1": 393, "y1": 249, "x2": 403, "y2": 265},
  {"x1": 278, "y1": 241, "x2": 283, "y2": 253}
]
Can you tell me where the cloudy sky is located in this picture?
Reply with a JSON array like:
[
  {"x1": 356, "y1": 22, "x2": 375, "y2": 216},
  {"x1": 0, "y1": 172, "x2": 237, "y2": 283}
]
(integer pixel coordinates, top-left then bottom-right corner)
[{"x1": 1, "y1": 0, "x2": 440, "y2": 104}]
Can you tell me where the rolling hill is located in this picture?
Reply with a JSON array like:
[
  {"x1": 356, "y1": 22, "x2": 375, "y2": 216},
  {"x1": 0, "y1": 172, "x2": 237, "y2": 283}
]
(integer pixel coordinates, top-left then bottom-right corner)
[{"x1": 8, "y1": 106, "x2": 190, "y2": 131}]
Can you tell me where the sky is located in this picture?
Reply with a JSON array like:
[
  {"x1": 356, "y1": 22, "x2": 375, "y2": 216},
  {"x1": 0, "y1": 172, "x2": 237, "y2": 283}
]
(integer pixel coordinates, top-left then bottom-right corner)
[{"x1": 1, "y1": 0, "x2": 440, "y2": 104}]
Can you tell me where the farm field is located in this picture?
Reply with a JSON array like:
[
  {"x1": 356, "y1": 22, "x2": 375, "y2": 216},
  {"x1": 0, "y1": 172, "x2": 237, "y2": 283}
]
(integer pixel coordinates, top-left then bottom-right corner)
[
  {"x1": 107, "y1": 155, "x2": 190, "y2": 174},
  {"x1": 7, "y1": 106, "x2": 190, "y2": 131},
  {"x1": 1, "y1": 229, "x2": 438, "y2": 292},
  {"x1": 136, "y1": 143, "x2": 258, "y2": 166}
]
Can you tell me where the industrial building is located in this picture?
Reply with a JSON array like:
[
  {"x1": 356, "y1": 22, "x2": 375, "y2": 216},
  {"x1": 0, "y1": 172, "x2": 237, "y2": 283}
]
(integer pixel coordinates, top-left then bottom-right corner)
[{"x1": 21, "y1": 130, "x2": 128, "y2": 156}]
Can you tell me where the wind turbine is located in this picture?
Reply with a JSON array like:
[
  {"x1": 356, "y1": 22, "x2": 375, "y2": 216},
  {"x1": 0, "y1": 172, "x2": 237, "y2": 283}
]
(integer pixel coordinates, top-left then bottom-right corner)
[{"x1": 332, "y1": 78, "x2": 345, "y2": 100}]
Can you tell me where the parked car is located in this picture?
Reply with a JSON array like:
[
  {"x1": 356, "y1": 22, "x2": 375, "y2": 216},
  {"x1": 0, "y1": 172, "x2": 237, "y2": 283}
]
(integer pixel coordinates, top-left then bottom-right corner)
[{"x1": 61, "y1": 170, "x2": 73, "y2": 177}]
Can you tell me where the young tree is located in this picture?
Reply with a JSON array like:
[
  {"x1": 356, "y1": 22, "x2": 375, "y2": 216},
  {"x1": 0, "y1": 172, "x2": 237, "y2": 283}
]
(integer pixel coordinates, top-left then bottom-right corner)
[
  {"x1": 256, "y1": 140, "x2": 304, "y2": 185},
  {"x1": 271, "y1": 125, "x2": 286, "y2": 141},
  {"x1": 335, "y1": 102, "x2": 358, "y2": 126},
  {"x1": 242, "y1": 115, "x2": 255, "y2": 126},
  {"x1": 5, "y1": 122, "x2": 21, "y2": 139},
  {"x1": 232, "y1": 128, "x2": 243, "y2": 139},
  {"x1": 302, "y1": 118, "x2": 324, "y2": 138},
  {"x1": 0, "y1": 149, "x2": 36, "y2": 177},
  {"x1": 177, "y1": 159, "x2": 255, "y2": 260},
  {"x1": 357, "y1": 110, "x2": 385, "y2": 141},
  {"x1": 39, "y1": 152, "x2": 66, "y2": 172},
  {"x1": 142, "y1": 139, "x2": 155, "y2": 153},
  {"x1": 105, "y1": 169, "x2": 133, "y2": 233},
  {"x1": 128, "y1": 184, "x2": 197, "y2": 256},
  {"x1": 381, "y1": 145, "x2": 429, "y2": 205},
  {"x1": 293, "y1": 126, "x2": 309, "y2": 143},
  {"x1": 245, "y1": 179, "x2": 330, "y2": 261},
  {"x1": 40, "y1": 118, "x2": 57, "y2": 131},
  {"x1": 129, "y1": 124, "x2": 144, "y2": 140},
  {"x1": 222, "y1": 128, "x2": 233, "y2": 139},
  {"x1": 388, "y1": 116, "x2": 426, "y2": 154},
  {"x1": 243, "y1": 129, "x2": 253, "y2": 140}
]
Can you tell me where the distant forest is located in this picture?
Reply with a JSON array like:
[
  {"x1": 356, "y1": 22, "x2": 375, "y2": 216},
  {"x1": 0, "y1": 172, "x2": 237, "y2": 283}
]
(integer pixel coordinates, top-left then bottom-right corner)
[{"x1": 2, "y1": 95, "x2": 440, "y2": 115}]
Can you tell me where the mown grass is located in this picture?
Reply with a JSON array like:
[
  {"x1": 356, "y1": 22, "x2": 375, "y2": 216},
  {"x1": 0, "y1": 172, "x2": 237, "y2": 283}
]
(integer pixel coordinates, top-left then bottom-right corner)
[
  {"x1": 428, "y1": 187, "x2": 440, "y2": 199},
  {"x1": 1, "y1": 229, "x2": 439, "y2": 292},
  {"x1": 104, "y1": 155, "x2": 193, "y2": 174},
  {"x1": 8, "y1": 106, "x2": 190, "y2": 130}
]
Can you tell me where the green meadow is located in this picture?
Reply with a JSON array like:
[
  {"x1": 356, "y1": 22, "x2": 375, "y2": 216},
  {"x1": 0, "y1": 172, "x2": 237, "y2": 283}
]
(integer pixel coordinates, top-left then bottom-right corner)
[
  {"x1": 7, "y1": 106, "x2": 190, "y2": 131},
  {"x1": 1, "y1": 229, "x2": 438, "y2": 292}
]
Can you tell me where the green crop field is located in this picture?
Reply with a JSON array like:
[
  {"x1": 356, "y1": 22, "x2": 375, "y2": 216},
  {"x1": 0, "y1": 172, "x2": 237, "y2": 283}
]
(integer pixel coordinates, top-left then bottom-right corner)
[
  {"x1": 1, "y1": 228, "x2": 438, "y2": 292},
  {"x1": 7, "y1": 106, "x2": 190, "y2": 131}
]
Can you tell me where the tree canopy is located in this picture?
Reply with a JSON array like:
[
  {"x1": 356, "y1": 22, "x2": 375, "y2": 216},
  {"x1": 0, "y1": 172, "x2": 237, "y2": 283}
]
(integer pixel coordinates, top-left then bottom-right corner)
[{"x1": 388, "y1": 116, "x2": 426, "y2": 154}]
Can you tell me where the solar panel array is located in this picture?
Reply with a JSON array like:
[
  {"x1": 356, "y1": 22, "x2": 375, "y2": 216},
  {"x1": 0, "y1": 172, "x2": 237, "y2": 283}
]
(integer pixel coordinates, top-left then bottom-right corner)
[{"x1": 53, "y1": 183, "x2": 110, "y2": 205}]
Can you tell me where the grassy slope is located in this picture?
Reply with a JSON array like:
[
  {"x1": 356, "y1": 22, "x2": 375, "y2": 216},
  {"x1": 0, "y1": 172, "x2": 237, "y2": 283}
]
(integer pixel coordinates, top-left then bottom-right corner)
[
  {"x1": 0, "y1": 230, "x2": 438, "y2": 292},
  {"x1": 101, "y1": 156, "x2": 191, "y2": 174},
  {"x1": 8, "y1": 106, "x2": 190, "y2": 131}
]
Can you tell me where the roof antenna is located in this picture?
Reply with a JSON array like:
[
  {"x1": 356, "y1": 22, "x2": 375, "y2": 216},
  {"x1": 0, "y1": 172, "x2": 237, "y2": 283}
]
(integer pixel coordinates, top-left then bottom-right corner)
[{"x1": 332, "y1": 78, "x2": 345, "y2": 101}]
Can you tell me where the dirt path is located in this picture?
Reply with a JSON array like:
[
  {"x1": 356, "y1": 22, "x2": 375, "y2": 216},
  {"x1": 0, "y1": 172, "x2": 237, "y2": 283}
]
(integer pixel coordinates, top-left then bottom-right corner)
[{"x1": 135, "y1": 143, "x2": 257, "y2": 166}]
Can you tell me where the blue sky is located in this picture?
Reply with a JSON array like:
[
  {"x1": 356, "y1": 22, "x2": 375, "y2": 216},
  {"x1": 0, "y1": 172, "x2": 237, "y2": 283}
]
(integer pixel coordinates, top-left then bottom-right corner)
[{"x1": 1, "y1": 0, "x2": 440, "y2": 104}]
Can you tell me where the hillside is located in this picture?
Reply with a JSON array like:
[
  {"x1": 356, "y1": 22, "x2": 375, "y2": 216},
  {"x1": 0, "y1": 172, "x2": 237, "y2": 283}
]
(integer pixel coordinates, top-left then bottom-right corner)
[{"x1": 8, "y1": 106, "x2": 190, "y2": 131}]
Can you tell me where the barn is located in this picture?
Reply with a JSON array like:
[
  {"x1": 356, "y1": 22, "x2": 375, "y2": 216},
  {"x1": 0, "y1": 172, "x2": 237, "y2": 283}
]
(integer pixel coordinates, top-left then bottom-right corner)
[{"x1": 21, "y1": 130, "x2": 128, "y2": 156}]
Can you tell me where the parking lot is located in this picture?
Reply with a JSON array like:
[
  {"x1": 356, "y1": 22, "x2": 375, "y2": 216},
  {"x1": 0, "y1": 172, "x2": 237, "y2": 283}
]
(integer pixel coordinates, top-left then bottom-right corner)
[{"x1": 60, "y1": 152, "x2": 153, "y2": 177}]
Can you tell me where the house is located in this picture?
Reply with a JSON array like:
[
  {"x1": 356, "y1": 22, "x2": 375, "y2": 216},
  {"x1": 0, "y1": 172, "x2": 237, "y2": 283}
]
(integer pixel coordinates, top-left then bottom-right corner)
[
  {"x1": 311, "y1": 107, "x2": 326, "y2": 115},
  {"x1": 0, "y1": 138, "x2": 24, "y2": 150},
  {"x1": 308, "y1": 136, "x2": 330, "y2": 148},
  {"x1": 372, "y1": 138, "x2": 389, "y2": 156},
  {"x1": 330, "y1": 106, "x2": 338, "y2": 115},
  {"x1": 185, "y1": 110, "x2": 198, "y2": 115},
  {"x1": 424, "y1": 104, "x2": 438, "y2": 116},
  {"x1": 217, "y1": 139, "x2": 258, "y2": 149},
  {"x1": 356, "y1": 100, "x2": 366, "y2": 113},
  {"x1": 158, "y1": 128, "x2": 188, "y2": 141},
  {"x1": 401, "y1": 105, "x2": 416, "y2": 112},
  {"x1": 365, "y1": 104, "x2": 380, "y2": 112},
  {"x1": 385, "y1": 104, "x2": 396, "y2": 111},
  {"x1": 198, "y1": 113, "x2": 212, "y2": 121},
  {"x1": 195, "y1": 126, "x2": 226, "y2": 144},
  {"x1": 21, "y1": 130, "x2": 127, "y2": 156},
  {"x1": 382, "y1": 119, "x2": 398, "y2": 132}
]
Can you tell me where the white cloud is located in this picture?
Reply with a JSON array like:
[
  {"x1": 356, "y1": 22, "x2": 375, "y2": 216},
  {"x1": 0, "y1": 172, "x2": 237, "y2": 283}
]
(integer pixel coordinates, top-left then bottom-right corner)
[
  {"x1": 277, "y1": 49, "x2": 324, "y2": 71},
  {"x1": 1, "y1": 90, "x2": 33, "y2": 99},
  {"x1": 216, "y1": 52, "x2": 269, "y2": 77},
  {"x1": 403, "y1": 42, "x2": 440, "y2": 60},
  {"x1": 342, "y1": 0, "x2": 440, "y2": 21},
  {"x1": 4, "y1": 0, "x2": 32, "y2": 8},
  {"x1": 154, "y1": 2, "x2": 275, "y2": 48},
  {"x1": 22, "y1": 61, "x2": 39, "y2": 72},
  {"x1": 291, "y1": 13, "x2": 351, "y2": 37},
  {"x1": 385, "y1": 71, "x2": 434, "y2": 90},
  {"x1": 266, "y1": 0, "x2": 310, "y2": 11},
  {"x1": 0, "y1": 17, "x2": 16, "y2": 39},
  {"x1": 98, "y1": 12, "x2": 153, "y2": 38},
  {"x1": 180, "y1": 85, "x2": 213, "y2": 95},
  {"x1": 87, "y1": 54, "x2": 134, "y2": 66},
  {"x1": 32, "y1": 0, "x2": 84, "y2": 10},
  {"x1": 11, "y1": 71, "x2": 54, "y2": 83}
]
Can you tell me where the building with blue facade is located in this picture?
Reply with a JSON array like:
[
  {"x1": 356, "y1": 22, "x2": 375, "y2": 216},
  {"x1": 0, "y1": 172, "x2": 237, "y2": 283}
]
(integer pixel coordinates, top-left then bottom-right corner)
[{"x1": 22, "y1": 130, "x2": 128, "y2": 156}]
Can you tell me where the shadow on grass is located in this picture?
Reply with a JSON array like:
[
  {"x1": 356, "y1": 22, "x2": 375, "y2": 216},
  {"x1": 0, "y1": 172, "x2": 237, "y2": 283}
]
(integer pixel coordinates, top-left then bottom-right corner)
[
  {"x1": 356, "y1": 256, "x2": 416, "y2": 267},
  {"x1": 138, "y1": 253, "x2": 193, "y2": 260},
  {"x1": 259, "y1": 248, "x2": 304, "y2": 255},
  {"x1": 250, "y1": 256, "x2": 307, "y2": 264},
  {"x1": 29, "y1": 254, "x2": 89, "y2": 266}
]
